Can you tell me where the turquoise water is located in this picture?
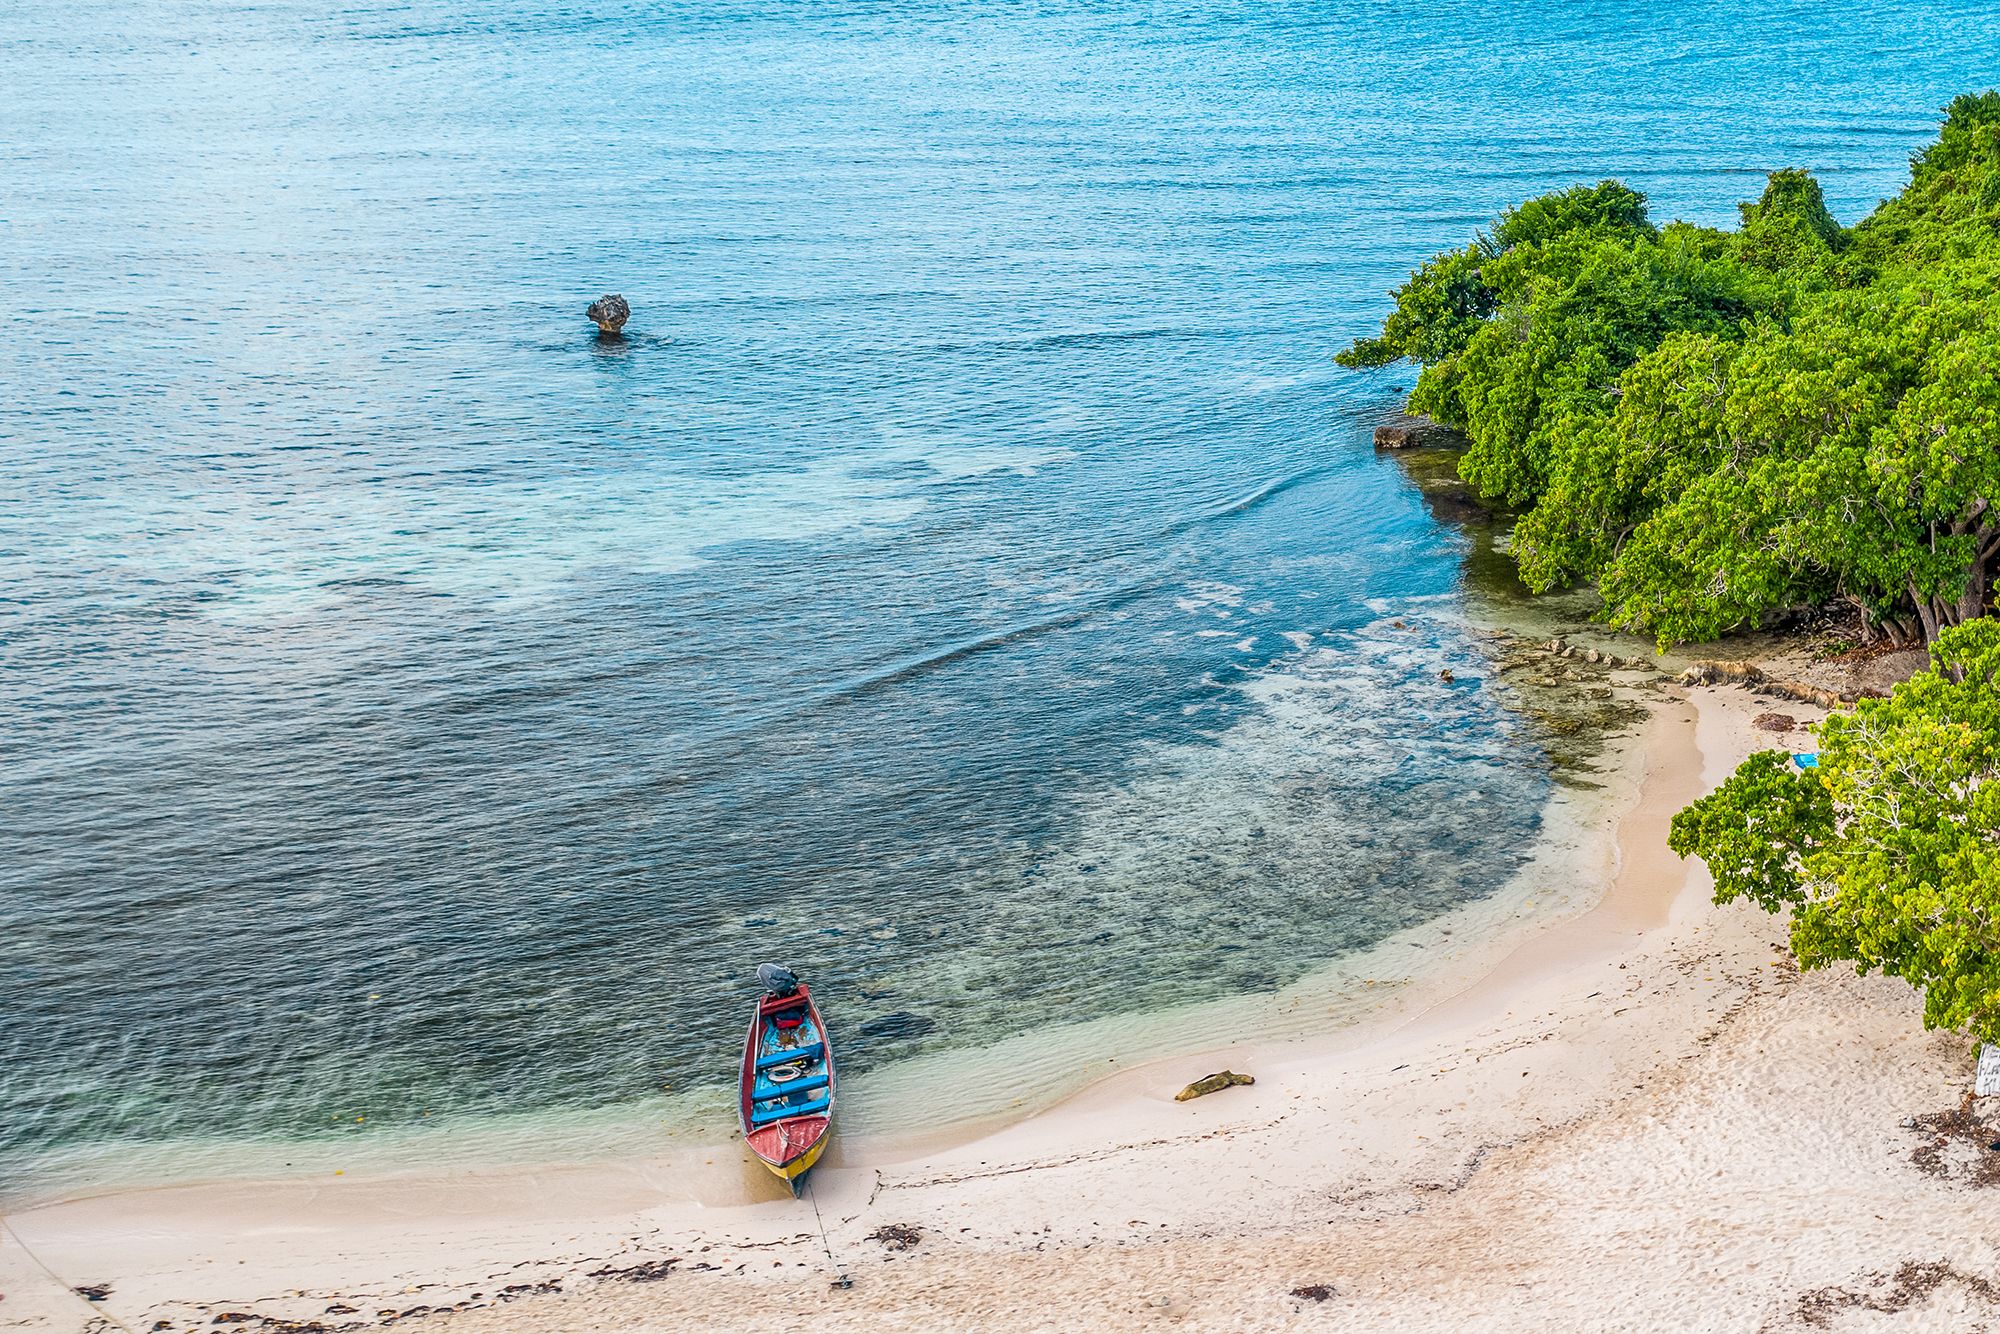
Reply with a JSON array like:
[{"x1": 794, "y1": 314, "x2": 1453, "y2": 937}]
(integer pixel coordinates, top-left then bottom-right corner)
[{"x1": 4, "y1": 1, "x2": 1996, "y2": 1200}]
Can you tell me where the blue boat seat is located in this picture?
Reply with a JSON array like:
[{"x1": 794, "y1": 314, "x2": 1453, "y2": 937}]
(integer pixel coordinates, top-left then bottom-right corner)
[
  {"x1": 752, "y1": 1070, "x2": 830, "y2": 1102},
  {"x1": 756, "y1": 1041, "x2": 822, "y2": 1071},
  {"x1": 749, "y1": 1093, "x2": 831, "y2": 1126}
]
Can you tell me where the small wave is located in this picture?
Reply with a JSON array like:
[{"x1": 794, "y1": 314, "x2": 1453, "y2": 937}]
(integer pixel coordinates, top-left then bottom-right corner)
[
  {"x1": 929, "y1": 326, "x2": 1214, "y2": 356},
  {"x1": 830, "y1": 614, "x2": 1091, "y2": 700},
  {"x1": 1207, "y1": 470, "x2": 1324, "y2": 519},
  {"x1": 824, "y1": 582, "x2": 1158, "y2": 703},
  {"x1": 1152, "y1": 468, "x2": 1331, "y2": 545},
  {"x1": 1008, "y1": 326, "x2": 1208, "y2": 353}
]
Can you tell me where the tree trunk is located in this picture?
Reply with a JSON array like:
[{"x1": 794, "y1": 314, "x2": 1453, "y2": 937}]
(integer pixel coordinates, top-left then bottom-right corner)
[
  {"x1": 1955, "y1": 568, "x2": 1987, "y2": 627},
  {"x1": 1844, "y1": 596, "x2": 1878, "y2": 644},
  {"x1": 1919, "y1": 537, "x2": 1996, "y2": 642},
  {"x1": 1911, "y1": 583, "x2": 1942, "y2": 644}
]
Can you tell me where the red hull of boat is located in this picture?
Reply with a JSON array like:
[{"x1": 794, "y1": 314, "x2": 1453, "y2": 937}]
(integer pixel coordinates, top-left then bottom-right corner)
[{"x1": 739, "y1": 983, "x2": 836, "y2": 1188}]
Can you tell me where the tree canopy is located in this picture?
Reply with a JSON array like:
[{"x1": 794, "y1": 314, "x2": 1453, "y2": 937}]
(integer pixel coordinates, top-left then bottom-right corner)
[
  {"x1": 1668, "y1": 618, "x2": 2000, "y2": 1040},
  {"x1": 1342, "y1": 93, "x2": 2000, "y2": 646}
]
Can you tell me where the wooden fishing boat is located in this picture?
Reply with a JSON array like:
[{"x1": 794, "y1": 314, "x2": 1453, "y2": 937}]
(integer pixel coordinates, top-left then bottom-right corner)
[{"x1": 739, "y1": 966, "x2": 835, "y2": 1194}]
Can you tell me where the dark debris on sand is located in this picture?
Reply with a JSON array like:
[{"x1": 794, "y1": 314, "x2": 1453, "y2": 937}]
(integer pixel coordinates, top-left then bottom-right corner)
[
  {"x1": 587, "y1": 1259, "x2": 682, "y2": 1283},
  {"x1": 1904, "y1": 1093, "x2": 2000, "y2": 1188},
  {"x1": 1786, "y1": 1259, "x2": 2000, "y2": 1329},
  {"x1": 867, "y1": 1223, "x2": 924, "y2": 1251}
]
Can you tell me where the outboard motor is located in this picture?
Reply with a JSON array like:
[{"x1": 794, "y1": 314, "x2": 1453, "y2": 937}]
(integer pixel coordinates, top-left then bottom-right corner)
[{"x1": 756, "y1": 962, "x2": 800, "y2": 997}]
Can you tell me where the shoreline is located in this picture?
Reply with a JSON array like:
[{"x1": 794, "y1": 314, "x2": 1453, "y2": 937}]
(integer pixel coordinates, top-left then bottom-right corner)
[
  {"x1": 13, "y1": 675, "x2": 1937, "y2": 1334},
  {"x1": 2, "y1": 666, "x2": 1672, "y2": 1325},
  {"x1": 11, "y1": 669, "x2": 1988, "y2": 1331},
  {"x1": 0, "y1": 701, "x2": 1644, "y2": 1215},
  {"x1": 0, "y1": 609, "x2": 1652, "y2": 1217}
]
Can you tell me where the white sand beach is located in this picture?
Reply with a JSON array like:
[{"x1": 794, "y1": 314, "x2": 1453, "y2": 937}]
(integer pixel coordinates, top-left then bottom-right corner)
[{"x1": 6, "y1": 680, "x2": 1994, "y2": 1334}]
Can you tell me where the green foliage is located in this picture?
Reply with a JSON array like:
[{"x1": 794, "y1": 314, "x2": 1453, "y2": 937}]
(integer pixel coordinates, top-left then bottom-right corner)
[
  {"x1": 1669, "y1": 619, "x2": 2000, "y2": 1039},
  {"x1": 1845, "y1": 92, "x2": 2000, "y2": 275},
  {"x1": 1490, "y1": 179, "x2": 1655, "y2": 248},
  {"x1": 1334, "y1": 181, "x2": 1660, "y2": 375},
  {"x1": 1669, "y1": 750, "x2": 1834, "y2": 912},
  {"x1": 1344, "y1": 93, "x2": 2000, "y2": 646},
  {"x1": 1736, "y1": 168, "x2": 1845, "y2": 275},
  {"x1": 1336, "y1": 244, "x2": 1493, "y2": 370}
]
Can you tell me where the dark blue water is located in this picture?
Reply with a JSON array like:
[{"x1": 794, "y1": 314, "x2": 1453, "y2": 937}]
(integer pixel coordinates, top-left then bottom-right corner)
[{"x1": 4, "y1": 0, "x2": 1996, "y2": 1199}]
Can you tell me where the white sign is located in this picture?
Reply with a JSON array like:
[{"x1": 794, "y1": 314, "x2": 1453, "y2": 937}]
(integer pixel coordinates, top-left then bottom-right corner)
[{"x1": 1978, "y1": 1045, "x2": 2000, "y2": 1098}]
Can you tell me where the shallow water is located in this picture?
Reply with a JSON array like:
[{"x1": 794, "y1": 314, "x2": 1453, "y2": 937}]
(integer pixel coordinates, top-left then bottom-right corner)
[{"x1": 4, "y1": 0, "x2": 1996, "y2": 1200}]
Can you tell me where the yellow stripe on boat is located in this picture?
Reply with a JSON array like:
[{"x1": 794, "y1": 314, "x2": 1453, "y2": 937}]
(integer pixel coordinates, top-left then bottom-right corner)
[{"x1": 766, "y1": 1132, "x2": 828, "y2": 1182}]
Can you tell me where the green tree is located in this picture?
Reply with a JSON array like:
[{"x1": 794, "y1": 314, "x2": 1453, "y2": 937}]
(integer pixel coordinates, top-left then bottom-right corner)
[
  {"x1": 1342, "y1": 93, "x2": 2000, "y2": 646},
  {"x1": 1669, "y1": 618, "x2": 2000, "y2": 1039},
  {"x1": 1587, "y1": 274, "x2": 2000, "y2": 645}
]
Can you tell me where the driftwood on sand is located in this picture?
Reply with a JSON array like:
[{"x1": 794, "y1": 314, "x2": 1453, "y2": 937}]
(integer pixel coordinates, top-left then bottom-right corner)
[
  {"x1": 1176, "y1": 1071, "x2": 1255, "y2": 1101},
  {"x1": 1676, "y1": 660, "x2": 1850, "y2": 710}
]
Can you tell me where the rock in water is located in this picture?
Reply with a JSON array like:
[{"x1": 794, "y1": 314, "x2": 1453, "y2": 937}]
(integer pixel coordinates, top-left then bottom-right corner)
[
  {"x1": 1372, "y1": 412, "x2": 1458, "y2": 450},
  {"x1": 1174, "y1": 1070, "x2": 1254, "y2": 1101},
  {"x1": 587, "y1": 293, "x2": 630, "y2": 333}
]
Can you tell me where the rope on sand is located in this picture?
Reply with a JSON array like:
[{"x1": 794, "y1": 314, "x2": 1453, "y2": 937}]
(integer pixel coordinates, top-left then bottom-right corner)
[
  {"x1": 1, "y1": 1213, "x2": 141, "y2": 1334},
  {"x1": 803, "y1": 1177, "x2": 852, "y2": 1290}
]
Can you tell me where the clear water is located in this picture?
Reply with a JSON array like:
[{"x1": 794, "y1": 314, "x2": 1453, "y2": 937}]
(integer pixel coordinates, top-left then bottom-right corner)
[{"x1": 4, "y1": 0, "x2": 1996, "y2": 1201}]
